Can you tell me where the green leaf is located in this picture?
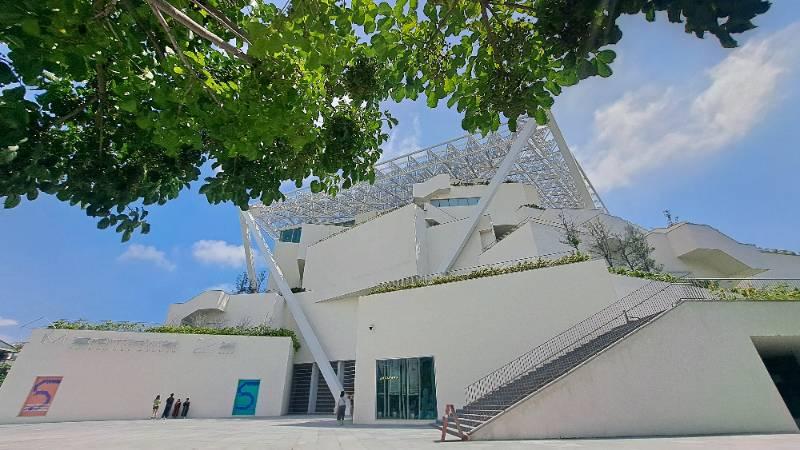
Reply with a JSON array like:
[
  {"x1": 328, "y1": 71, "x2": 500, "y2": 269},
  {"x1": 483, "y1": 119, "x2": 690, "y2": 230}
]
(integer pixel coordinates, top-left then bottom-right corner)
[
  {"x1": 20, "y1": 18, "x2": 40, "y2": 36},
  {"x1": 426, "y1": 92, "x2": 438, "y2": 108},
  {"x1": 377, "y1": 2, "x2": 392, "y2": 16},
  {"x1": 533, "y1": 108, "x2": 548, "y2": 125},
  {"x1": 594, "y1": 59, "x2": 612, "y2": 77},
  {"x1": 119, "y1": 98, "x2": 138, "y2": 113},
  {"x1": 97, "y1": 217, "x2": 111, "y2": 229},
  {"x1": 4, "y1": 194, "x2": 21, "y2": 209},
  {"x1": 0, "y1": 62, "x2": 14, "y2": 84},
  {"x1": 596, "y1": 49, "x2": 616, "y2": 64}
]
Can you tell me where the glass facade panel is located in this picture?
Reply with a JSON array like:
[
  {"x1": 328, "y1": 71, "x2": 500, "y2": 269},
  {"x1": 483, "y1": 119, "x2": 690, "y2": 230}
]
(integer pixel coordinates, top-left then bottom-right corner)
[
  {"x1": 279, "y1": 227, "x2": 302, "y2": 243},
  {"x1": 430, "y1": 197, "x2": 480, "y2": 208},
  {"x1": 375, "y1": 357, "x2": 437, "y2": 420}
]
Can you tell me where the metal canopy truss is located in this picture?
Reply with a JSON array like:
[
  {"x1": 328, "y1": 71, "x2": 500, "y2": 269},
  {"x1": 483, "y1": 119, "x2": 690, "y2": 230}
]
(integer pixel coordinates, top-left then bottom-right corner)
[{"x1": 250, "y1": 117, "x2": 606, "y2": 236}]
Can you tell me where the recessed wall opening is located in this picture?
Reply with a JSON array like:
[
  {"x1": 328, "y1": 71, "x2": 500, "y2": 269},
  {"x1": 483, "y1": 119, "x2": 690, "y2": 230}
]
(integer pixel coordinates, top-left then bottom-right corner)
[{"x1": 753, "y1": 336, "x2": 800, "y2": 428}]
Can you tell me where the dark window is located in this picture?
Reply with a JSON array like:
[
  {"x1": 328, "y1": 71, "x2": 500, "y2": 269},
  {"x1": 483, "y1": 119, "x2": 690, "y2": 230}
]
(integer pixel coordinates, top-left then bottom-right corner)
[
  {"x1": 279, "y1": 227, "x2": 302, "y2": 243},
  {"x1": 376, "y1": 357, "x2": 437, "y2": 420},
  {"x1": 431, "y1": 197, "x2": 479, "y2": 208}
]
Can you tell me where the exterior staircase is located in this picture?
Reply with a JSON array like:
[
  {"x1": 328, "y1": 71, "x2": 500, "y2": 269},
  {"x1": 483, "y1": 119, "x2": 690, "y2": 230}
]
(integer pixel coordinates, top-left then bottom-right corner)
[
  {"x1": 435, "y1": 279, "x2": 712, "y2": 440},
  {"x1": 436, "y1": 314, "x2": 657, "y2": 438}
]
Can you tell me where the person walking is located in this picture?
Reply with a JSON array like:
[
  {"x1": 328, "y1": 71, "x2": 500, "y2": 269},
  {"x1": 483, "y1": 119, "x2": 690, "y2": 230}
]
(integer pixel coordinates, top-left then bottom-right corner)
[
  {"x1": 334, "y1": 391, "x2": 350, "y2": 425},
  {"x1": 180, "y1": 398, "x2": 191, "y2": 418},
  {"x1": 151, "y1": 395, "x2": 161, "y2": 419},
  {"x1": 172, "y1": 398, "x2": 182, "y2": 418},
  {"x1": 161, "y1": 393, "x2": 175, "y2": 419}
]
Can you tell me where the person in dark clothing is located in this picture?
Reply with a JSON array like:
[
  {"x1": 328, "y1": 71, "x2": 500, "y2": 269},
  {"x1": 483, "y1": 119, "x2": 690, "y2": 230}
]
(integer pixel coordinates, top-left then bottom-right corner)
[
  {"x1": 161, "y1": 393, "x2": 175, "y2": 419},
  {"x1": 180, "y1": 398, "x2": 190, "y2": 418},
  {"x1": 172, "y1": 399, "x2": 182, "y2": 418}
]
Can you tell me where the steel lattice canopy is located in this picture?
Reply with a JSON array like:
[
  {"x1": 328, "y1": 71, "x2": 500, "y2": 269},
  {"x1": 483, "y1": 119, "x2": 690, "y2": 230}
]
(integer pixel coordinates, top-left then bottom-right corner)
[{"x1": 250, "y1": 118, "x2": 606, "y2": 236}]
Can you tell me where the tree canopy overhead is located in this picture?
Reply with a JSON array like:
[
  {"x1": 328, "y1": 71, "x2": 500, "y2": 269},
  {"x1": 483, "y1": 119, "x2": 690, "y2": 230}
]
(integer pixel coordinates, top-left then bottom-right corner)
[{"x1": 0, "y1": 0, "x2": 771, "y2": 240}]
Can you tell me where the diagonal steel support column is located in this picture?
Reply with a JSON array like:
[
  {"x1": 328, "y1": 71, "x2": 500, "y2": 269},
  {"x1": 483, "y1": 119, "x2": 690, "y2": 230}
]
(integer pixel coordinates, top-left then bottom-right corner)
[
  {"x1": 241, "y1": 211, "x2": 343, "y2": 399},
  {"x1": 436, "y1": 119, "x2": 539, "y2": 273},
  {"x1": 238, "y1": 213, "x2": 259, "y2": 292},
  {"x1": 545, "y1": 110, "x2": 598, "y2": 210}
]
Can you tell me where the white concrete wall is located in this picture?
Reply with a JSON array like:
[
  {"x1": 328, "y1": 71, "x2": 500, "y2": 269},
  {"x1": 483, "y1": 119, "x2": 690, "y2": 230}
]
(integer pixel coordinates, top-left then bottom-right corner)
[
  {"x1": 478, "y1": 221, "x2": 535, "y2": 265},
  {"x1": 0, "y1": 329, "x2": 294, "y2": 423},
  {"x1": 166, "y1": 291, "x2": 228, "y2": 325},
  {"x1": 647, "y1": 222, "x2": 800, "y2": 278},
  {"x1": 427, "y1": 183, "x2": 541, "y2": 227},
  {"x1": 352, "y1": 259, "x2": 619, "y2": 424},
  {"x1": 302, "y1": 204, "x2": 422, "y2": 299},
  {"x1": 281, "y1": 292, "x2": 358, "y2": 364},
  {"x1": 269, "y1": 243, "x2": 302, "y2": 290},
  {"x1": 166, "y1": 293, "x2": 284, "y2": 329},
  {"x1": 472, "y1": 301, "x2": 800, "y2": 440},
  {"x1": 424, "y1": 214, "x2": 493, "y2": 273}
]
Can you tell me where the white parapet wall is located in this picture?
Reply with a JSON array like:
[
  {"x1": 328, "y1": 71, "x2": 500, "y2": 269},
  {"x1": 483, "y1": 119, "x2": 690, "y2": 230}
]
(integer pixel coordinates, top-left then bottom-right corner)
[
  {"x1": 0, "y1": 329, "x2": 294, "y2": 423},
  {"x1": 470, "y1": 301, "x2": 800, "y2": 440},
  {"x1": 352, "y1": 259, "x2": 619, "y2": 424}
]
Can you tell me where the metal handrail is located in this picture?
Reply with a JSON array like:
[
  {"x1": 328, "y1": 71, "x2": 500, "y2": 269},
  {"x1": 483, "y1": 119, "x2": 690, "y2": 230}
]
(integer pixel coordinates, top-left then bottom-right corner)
[
  {"x1": 464, "y1": 277, "x2": 800, "y2": 405},
  {"x1": 463, "y1": 278, "x2": 706, "y2": 404}
]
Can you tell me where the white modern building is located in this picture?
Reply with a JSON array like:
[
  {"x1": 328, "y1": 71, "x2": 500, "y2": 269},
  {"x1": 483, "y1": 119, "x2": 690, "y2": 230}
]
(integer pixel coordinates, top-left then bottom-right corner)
[{"x1": 2, "y1": 117, "x2": 800, "y2": 440}]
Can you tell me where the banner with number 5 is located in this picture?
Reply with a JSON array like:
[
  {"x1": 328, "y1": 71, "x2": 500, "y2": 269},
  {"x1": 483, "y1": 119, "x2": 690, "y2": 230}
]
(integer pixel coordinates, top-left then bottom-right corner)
[
  {"x1": 19, "y1": 376, "x2": 63, "y2": 417},
  {"x1": 232, "y1": 379, "x2": 260, "y2": 416}
]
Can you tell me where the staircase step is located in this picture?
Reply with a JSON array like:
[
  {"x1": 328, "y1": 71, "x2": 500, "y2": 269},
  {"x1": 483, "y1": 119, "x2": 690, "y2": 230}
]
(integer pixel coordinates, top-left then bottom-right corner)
[{"x1": 460, "y1": 312, "x2": 664, "y2": 426}]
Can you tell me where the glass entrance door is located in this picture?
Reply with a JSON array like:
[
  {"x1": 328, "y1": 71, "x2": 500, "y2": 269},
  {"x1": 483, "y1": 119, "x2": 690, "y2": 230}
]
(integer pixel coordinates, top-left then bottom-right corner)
[{"x1": 376, "y1": 356, "x2": 437, "y2": 420}]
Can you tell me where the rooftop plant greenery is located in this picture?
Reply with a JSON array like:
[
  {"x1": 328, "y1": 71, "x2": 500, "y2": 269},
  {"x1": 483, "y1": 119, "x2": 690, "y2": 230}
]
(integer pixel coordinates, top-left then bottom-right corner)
[
  {"x1": 608, "y1": 267, "x2": 683, "y2": 283},
  {"x1": 609, "y1": 270, "x2": 800, "y2": 301},
  {"x1": 698, "y1": 283, "x2": 800, "y2": 301},
  {"x1": 48, "y1": 320, "x2": 300, "y2": 351},
  {"x1": 0, "y1": 0, "x2": 771, "y2": 240},
  {"x1": 370, "y1": 252, "x2": 590, "y2": 295}
]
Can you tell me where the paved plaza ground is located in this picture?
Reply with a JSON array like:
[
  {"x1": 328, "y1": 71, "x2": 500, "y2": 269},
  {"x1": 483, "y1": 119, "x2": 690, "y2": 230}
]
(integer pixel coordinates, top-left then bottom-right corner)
[{"x1": 1, "y1": 417, "x2": 799, "y2": 449}]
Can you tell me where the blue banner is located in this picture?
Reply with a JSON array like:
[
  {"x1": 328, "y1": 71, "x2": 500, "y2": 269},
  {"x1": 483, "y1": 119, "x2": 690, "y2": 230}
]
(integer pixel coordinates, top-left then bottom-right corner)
[{"x1": 232, "y1": 379, "x2": 260, "y2": 416}]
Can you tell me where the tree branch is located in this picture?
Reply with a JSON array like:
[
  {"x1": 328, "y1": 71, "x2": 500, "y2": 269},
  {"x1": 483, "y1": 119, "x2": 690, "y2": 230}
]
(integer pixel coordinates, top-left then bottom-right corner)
[
  {"x1": 121, "y1": 0, "x2": 166, "y2": 64},
  {"x1": 146, "y1": 0, "x2": 193, "y2": 70},
  {"x1": 487, "y1": 4, "x2": 511, "y2": 34},
  {"x1": 423, "y1": 2, "x2": 455, "y2": 51},
  {"x1": 55, "y1": 97, "x2": 98, "y2": 126},
  {"x1": 93, "y1": 0, "x2": 120, "y2": 20},
  {"x1": 95, "y1": 61, "x2": 106, "y2": 152},
  {"x1": 146, "y1": 0, "x2": 222, "y2": 106},
  {"x1": 151, "y1": 0, "x2": 254, "y2": 64},
  {"x1": 189, "y1": 0, "x2": 250, "y2": 44},
  {"x1": 479, "y1": 0, "x2": 502, "y2": 65}
]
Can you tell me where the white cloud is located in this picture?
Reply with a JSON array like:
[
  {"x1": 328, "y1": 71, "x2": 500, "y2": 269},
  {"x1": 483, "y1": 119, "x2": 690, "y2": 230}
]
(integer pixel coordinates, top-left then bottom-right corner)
[
  {"x1": 192, "y1": 240, "x2": 249, "y2": 268},
  {"x1": 381, "y1": 114, "x2": 422, "y2": 161},
  {"x1": 118, "y1": 244, "x2": 176, "y2": 271},
  {"x1": 580, "y1": 23, "x2": 800, "y2": 192},
  {"x1": 0, "y1": 317, "x2": 18, "y2": 327}
]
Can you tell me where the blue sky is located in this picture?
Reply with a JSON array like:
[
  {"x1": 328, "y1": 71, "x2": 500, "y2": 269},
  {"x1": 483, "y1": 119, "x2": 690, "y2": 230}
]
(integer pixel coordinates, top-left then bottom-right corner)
[{"x1": 2, "y1": 3, "x2": 800, "y2": 342}]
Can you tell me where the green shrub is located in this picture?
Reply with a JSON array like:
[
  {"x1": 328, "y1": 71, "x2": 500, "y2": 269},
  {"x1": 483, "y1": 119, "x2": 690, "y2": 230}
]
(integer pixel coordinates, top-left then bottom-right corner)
[
  {"x1": 370, "y1": 253, "x2": 590, "y2": 295},
  {"x1": 711, "y1": 284, "x2": 800, "y2": 301},
  {"x1": 48, "y1": 321, "x2": 300, "y2": 351},
  {"x1": 608, "y1": 267, "x2": 682, "y2": 283},
  {"x1": 0, "y1": 363, "x2": 9, "y2": 387}
]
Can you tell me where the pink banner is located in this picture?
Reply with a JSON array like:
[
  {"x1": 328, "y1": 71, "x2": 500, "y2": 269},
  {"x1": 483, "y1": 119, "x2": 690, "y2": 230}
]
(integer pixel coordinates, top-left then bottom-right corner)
[{"x1": 19, "y1": 376, "x2": 63, "y2": 417}]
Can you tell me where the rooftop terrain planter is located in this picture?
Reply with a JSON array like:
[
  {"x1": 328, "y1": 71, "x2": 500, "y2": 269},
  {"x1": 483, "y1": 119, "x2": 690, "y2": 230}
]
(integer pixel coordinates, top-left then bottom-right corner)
[
  {"x1": 370, "y1": 253, "x2": 591, "y2": 295},
  {"x1": 48, "y1": 320, "x2": 301, "y2": 351}
]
